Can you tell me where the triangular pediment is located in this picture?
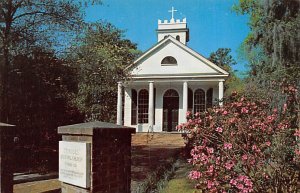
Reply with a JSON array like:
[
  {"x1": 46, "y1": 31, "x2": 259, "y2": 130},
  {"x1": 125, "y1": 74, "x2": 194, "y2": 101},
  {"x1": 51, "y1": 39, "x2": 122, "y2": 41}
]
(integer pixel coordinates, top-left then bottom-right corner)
[{"x1": 127, "y1": 36, "x2": 229, "y2": 78}]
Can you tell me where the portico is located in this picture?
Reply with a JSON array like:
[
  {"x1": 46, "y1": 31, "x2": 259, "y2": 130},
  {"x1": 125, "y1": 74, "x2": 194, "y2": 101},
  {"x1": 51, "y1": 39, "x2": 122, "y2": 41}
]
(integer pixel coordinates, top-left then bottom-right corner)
[{"x1": 117, "y1": 78, "x2": 225, "y2": 132}]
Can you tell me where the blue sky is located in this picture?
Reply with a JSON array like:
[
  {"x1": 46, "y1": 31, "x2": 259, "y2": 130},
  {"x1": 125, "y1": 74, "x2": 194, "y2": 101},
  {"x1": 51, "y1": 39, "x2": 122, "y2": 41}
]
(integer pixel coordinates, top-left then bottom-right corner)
[{"x1": 85, "y1": 0, "x2": 250, "y2": 73}]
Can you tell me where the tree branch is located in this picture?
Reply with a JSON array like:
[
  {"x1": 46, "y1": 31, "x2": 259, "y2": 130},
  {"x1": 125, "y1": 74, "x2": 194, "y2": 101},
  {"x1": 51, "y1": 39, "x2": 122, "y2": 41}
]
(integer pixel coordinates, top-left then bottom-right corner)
[{"x1": 13, "y1": 11, "x2": 49, "y2": 21}]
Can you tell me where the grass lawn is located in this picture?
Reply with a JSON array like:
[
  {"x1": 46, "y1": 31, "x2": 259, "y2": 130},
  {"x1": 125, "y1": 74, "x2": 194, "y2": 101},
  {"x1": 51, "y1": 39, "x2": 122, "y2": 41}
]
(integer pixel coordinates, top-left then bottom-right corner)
[
  {"x1": 160, "y1": 178, "x2": 202, "y2": 193},
  {"x1": 160, "y1": 159, "x2": 202, "y2": 193}
]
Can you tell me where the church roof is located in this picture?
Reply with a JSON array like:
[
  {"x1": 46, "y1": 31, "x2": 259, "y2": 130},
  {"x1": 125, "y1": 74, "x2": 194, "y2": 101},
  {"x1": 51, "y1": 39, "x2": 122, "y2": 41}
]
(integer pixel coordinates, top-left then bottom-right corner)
[{"x1": 126, "y1": 36, "x2": 229, "y2": 78}]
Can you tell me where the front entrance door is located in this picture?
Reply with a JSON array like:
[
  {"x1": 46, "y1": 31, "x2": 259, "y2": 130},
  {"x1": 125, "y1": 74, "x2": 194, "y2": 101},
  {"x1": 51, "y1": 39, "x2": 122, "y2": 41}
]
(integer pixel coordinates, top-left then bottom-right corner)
[{"x1": 163, "y1": 89, "x2": 179, "y2": 132}]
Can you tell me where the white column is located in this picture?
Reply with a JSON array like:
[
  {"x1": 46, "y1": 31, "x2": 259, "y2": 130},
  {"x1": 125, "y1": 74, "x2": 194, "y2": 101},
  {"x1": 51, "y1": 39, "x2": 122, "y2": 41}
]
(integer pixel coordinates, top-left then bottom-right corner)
[
  {"x1": 218, "y1": 81, "x2": 224, "y2": 106},
  {"x1": 148, "y1": 81, "x2": 154, "y2": 129},
  {"x1": 183, "y1": 81, "x2": 188, "y2": 119},
  {"x1": 117, "y1": 82, "x2": 123, "y2": 125}
]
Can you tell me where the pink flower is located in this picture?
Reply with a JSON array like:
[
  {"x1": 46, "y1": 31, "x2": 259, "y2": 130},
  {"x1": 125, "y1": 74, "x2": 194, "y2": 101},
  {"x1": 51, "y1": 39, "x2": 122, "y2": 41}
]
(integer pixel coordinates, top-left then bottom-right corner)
[
  {"x1": 186, "y1": 111, "x2": 192, "y2": 116},
  {"x1": 188, "y1": 170, "x2": 202, "y2": 180},
  {"x1": 294, "y1": 129, "x2": 300, "y2": 137},
  {"x1": 224, "y1": 143, "x2": 232, "y2": 150},
  {"x1": 207, "y1": 165, "x2": 214, "y2": 175},
  {"x1": 252, "y1": 145, "x2": 257, "y2": 150},
  {"x1": 249, "y1": 159, "x2": 255, "y2": 165},
  {"x1": 265, "y1": 141, "x2": 271, "y2": 146},
  {"x1": 229, "y1": 118, "x2": 236, "y2": 124},
  {"x1": 230, "y1": 179, "x2": 237, "y2": 186},
  {"x1": 230, "y1": 175, "x2": 253, "y2": 192},
  {"x1": 207, "y1": 180, "x2": 214, "y2": 189},
  {"x1": 238, "y1": 175, "x2": 246, "y2": 181},
  {"x1": 241, "y1": 107, "x2": 249, "y2": 114},
  {"x1": 244, "y1": 179, "x2": 253, "y2": 187},
  {"x1": 223, "y1": 110, "x2": 228, "y2": 115},
  {"x1": 207, "y1": 147, "x2": 214, "y2": 154},
  {"x1": 263, "y1": 172, "x2": 269, "y2": 179},
  {"x1": 215, "y1": 127, "x2": 223, "y2": 133},
  {"x1": 216, "y1": 156, "x2": 220, "y2": 165},
  {"x1": 237, "y1": 183, "x2": 244, "y2": 189},
  {"x1": 176, "y1": 124, "x2": 182, "y2": 130},
  {"x1": 242, "y1": 154, "x2": 248, "y2": 161},
  {"x1": 224, "y1": 161, "x2": 234, "y2": 170},
  {"x1": 237, "y1": 102, "x2": 242, "y2": 107}
]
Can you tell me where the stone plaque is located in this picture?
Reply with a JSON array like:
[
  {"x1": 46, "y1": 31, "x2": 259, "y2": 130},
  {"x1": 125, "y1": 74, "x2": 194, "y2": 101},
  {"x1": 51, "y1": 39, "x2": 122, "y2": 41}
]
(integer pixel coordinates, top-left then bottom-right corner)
[{"x1": 59, "y1": 141, "x2": 91, "y2": 188}]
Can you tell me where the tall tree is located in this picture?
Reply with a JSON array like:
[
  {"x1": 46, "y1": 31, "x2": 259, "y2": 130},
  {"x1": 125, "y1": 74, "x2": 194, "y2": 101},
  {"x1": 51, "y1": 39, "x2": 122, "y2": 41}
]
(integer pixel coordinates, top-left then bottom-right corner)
[
  {"x1": 9, "y1": 50, "x2": 81, "y2": 142},
  {"x1": 208, "y1": 48, "x2": 244, "y2": 95},
  {"x1": 0, "y1": 0, "x2": 101, "y2": 122},
  {"x1": 234, "y1": 0, "x2": 299, "y2": 83},
  {"x1": 234, "y1": 0, "x2": 299, "y2": 123},
  {"x1": 208, "y1": 48, "x2": 237, "y2": 70},
  {"x1": 69, "y1": 22, "x2": 140, "y2": 122}
]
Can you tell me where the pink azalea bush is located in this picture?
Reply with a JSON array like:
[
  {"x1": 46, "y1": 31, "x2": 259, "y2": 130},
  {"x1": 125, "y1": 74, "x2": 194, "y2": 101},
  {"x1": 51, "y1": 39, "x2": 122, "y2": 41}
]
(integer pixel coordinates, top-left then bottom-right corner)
[{"x1": 178, "y1": 92, "x2": 299, "y2": 193}]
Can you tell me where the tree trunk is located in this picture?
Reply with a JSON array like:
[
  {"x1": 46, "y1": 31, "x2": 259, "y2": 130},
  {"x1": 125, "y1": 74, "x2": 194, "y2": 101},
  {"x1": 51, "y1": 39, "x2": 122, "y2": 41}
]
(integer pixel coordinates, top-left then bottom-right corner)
[
  {"x1": 0, "y1": 0, "x2": 13, "y2": 122},
  {"x1": 0, "y1": 46, "x2": 9, "y2": 123}
]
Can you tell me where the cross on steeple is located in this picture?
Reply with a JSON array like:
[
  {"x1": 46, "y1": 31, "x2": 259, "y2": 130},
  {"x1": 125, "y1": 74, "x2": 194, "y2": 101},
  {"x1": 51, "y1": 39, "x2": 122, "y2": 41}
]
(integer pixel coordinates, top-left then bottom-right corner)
[{"x1": 168, "y1": 6, "x2": 177, "y2": 20}]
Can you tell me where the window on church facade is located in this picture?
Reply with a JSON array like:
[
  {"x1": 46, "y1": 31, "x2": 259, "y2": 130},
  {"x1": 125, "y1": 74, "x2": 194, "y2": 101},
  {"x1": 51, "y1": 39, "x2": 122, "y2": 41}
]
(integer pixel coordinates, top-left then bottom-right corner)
[
  {"x1": 188, "y1": 88, "x2": 193, "y2": 112},
  {"x1": 131, "y1": 89, "x2": 137, "y2": 125},
  {"x1": 194, "y1": 89, "x2": 205, "y2": 112},
  {"x1": 176, "y1": 35, "x2": 180, "y2": 41},
  {"x1": 161, "y1": 56, "x2": 177, "y2": 65},
  {"x1": 206, "y1": 88, "x2": 213, "y2": 109},
  {"x1": 138, "y1": 89, "x2": 149, "y2": 123}
]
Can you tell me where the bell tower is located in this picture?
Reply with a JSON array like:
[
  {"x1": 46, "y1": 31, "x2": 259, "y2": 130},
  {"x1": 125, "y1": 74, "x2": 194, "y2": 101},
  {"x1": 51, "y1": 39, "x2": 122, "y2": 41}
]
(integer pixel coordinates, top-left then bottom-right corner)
[{"x1": 157, "y1": 7, "x2": 190, "y2": 45}]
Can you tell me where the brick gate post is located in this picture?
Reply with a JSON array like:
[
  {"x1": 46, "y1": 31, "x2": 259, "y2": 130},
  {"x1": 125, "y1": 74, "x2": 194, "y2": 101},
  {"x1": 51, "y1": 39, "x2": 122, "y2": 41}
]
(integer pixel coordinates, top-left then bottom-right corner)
[{"x1": 58, "y1": 121, "x2": 135, "y2": 193}]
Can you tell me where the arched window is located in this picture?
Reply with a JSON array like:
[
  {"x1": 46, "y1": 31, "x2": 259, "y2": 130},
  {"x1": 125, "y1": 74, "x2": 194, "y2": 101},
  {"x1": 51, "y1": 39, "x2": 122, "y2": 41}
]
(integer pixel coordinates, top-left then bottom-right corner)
[
  {"x1": 138, "y1": 89, "x2": 149, "y2": 123},
  {"x1": 176, "y1": 35, "x2": 180, "y2": 41},
  {"x1": 194, "y1": 89, "x2": 205, "y2": 113},
  {"x1": 161, "y1": 56, "x2": 177, "y2": 65},
  {"x1": 206, "y1": 88, "x2": 213, "y2": 109},
  {"x1": 164, "y1": 89, "x2": 179, "y2": 97},
  {"x1": 131, "y1": 89, "x2": 137, "y2": 125}
]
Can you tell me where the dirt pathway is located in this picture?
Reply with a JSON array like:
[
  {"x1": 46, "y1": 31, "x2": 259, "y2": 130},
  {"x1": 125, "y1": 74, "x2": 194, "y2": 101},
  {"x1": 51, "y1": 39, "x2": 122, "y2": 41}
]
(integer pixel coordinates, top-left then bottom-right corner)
[{"x1": 131, "y1": 133, "x2": 185, "y2": 191}]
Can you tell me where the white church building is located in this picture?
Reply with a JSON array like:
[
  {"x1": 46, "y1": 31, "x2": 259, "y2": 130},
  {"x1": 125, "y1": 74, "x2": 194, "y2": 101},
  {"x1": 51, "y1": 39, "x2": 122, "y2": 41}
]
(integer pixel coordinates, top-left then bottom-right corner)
[{"x1": 117, "y1": 8, "x2": 229, "y2": 132}]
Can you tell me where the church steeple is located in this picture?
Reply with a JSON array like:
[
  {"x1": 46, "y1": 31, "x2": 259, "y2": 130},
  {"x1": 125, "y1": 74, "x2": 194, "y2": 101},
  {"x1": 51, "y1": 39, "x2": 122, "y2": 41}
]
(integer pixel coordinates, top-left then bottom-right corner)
[{"x1": 157, "y1": 7, "x2": 189, "y2": 45}]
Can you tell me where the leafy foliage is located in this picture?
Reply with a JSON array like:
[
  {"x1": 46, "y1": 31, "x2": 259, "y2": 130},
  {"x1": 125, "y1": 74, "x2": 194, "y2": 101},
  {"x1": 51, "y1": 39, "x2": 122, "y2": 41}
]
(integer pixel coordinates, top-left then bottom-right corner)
[
  {"x1": 208, "y1": 48, "x2": 244, "y2": 95},
  {"x1": 0, "y1": 0, "x2": 101, "y2": 122},
  {"x1": 68, "y1": 22, "x2": 139, "y2": 122},
  {"x1": 209, "y1": 48, "x2": 237, "y2": 70},
  {"x1": 9, "y1": 51, "x2": 82, "y2": 144},
  {"x1": 234, "y1": 0, "x2": 300, "y2": 127},
  {"x1": 179, "y1": 91, "x2": 299, "y2": 192}
]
